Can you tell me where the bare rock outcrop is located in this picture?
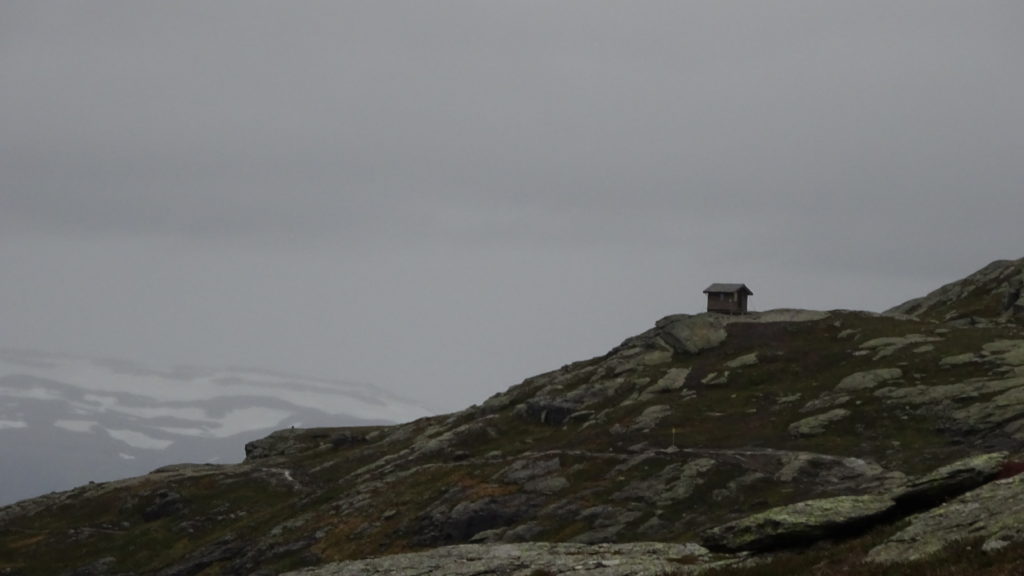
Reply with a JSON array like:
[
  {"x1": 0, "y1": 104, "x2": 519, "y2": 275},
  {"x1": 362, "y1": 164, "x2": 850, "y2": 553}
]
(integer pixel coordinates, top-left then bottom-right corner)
[
  {"x1": 868, "y1": 472, "x2": 1024, "y2": 564},
  {"x1": 886, "y1": 258, "x2": 1024, "y2": 322},
  {"x1": 701, "y1": 494, "x2": 896, "y2": 552},
  {"x1": 655, "y1": 310, "x2": 828, "y2": 355},
  {"x1": 282, "y1": 542, "x2": 725, "y2": 576},
  {"x1": 835, "y1": 368, "x2": 902, "y2": 391},
  {"x1": 788, "y1": 409, "x2": 851, "y2": 437},
  {"x1": 891, "y1": 452, "x2": 1008, "y2": 507}
]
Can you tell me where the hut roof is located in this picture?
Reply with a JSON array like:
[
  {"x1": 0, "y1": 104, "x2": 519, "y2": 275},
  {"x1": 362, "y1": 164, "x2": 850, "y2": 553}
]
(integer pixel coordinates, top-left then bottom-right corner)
[{"x1": 703, "y1": 283, "x2": 753, "y2": 295}]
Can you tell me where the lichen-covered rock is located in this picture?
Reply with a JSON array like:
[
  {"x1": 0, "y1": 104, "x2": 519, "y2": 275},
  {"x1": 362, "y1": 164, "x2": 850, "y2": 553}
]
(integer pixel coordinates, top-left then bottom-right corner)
[
  {"x1": 892, "y1": 452, "x2": 1008, "y2": 506},
  {"x1": 772, "y1": 452, "x2": 890, "y2": 488},
  {"x1": 799, "y1": 393, "x2": 850, "y2": 413},
  {"x1": 868, "y1": 474, "x2": 1024, "y2": 564},
  {"x1": 282, "y1": 542, "x2": 722, "y2": 576},
  {"x1": 859, "y1": 335, "x2": 942, "y2": 359},
  {"x1": 640, "y1": 348, "x2": 674, "y2": 366},
  {"x1": 860, "y1": 335, "x2": 941, "y2": 350},
  {"x1": 654, "y1": 310, "x2": 828, "y2": 356},
  {"x1": 984, "y1": 340, "x2": 1024, "y2": 366},
  {"x1": 701, "y1": 494, "x2": 896, "y2": 552},
  {"x1": 614, "y1": 458, "x2": 716, "y2": 507},
  {"x1": 415, "y1": 492, "x2": 543, "y2": 545},
  {"x1": 950, "y1": 384, "x2": 1024, "y2": 434},
  {"x1": 939, "y1": 352, "x2": 979, "y2": 367},
  {"x1": 835, "y1": 368, "x2": 902, "y2": 391},
  {"x1": 141, "y1": 489, "x2": 186, "y2": 522},
  {"x1": 874, "y1": 377, "x2": 1024, "y2": 409},
  {"x1": 788, "y1": 409, "x2": 851, "y2": 437},
  {"x1": 629, "y1": 405, "x2": 672, "y2": 432},
  {"x1": 886, "y1": 258, "x2": 1024, "y2": 320},
  {"x1": 244, "y1": 428, "x2": 371, "y2": 461},
  {"x1": 656, "y1": 315, "x2": 730, "y2": 355},
  {"x1": 725, "y1": 353, "x2": 759, "y2": 369},
  {"x1": 701, "y1": 371, "x2": 729, "y2": 385},
  {"x1": 497, "y1": 457, "x2": 568, "y2": 493},
  {"x1": 638, "y1": 368, "x2": 691, "y2": 400},
  {"x1": 520, "y1": 398, "x2": 580, "y2": 426}
]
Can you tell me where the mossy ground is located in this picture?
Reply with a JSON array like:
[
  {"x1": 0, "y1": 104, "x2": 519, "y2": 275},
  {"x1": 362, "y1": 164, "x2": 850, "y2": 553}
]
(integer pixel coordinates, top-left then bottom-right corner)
[{"x1": 2, "y1": 308, "x2": 1024, "y2": 574}]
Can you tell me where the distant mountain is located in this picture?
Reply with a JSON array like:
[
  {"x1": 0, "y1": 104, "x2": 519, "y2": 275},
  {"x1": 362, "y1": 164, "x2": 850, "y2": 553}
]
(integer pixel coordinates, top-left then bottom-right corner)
[{"x1": 0, "y1": 350, "x2": 430, "y2": 505}]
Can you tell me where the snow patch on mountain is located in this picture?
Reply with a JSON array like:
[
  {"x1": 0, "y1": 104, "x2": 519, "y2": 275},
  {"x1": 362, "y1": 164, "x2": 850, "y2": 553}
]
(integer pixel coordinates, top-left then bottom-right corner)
[{"x1": 0, "y1": 349, "x2": 432, "y2": 505}]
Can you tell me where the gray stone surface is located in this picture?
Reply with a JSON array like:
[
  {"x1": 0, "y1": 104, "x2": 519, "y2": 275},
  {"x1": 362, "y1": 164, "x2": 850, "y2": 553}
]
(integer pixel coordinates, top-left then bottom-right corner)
[
  {"x1": 638, "y1": 368, "x2": 691, "y2": 400},
  {"x1": 939, "y1": 352, "x2": 979, "y2": 367},
  {"x1": 868, "y1": 474, "x2": 1024, "y2": 564},
  {"x1": 772, "y1": 452, "x2": 890, "y2": 487},
  {"x1": 950, "y1": 384, "x2": 1024, "y2": 433},
  {"x1": 835, "y1": 368, "x2": 902, "y2": 391},
  {"x1": 874, "y1": 377, "x2": 1024, "y2": 407},
  {"x1": 655, "y1": 310, "x2": 829, "y2": 355},
  {"x1": 613, "y1": 458, "x2": 716, "y2": 507},
  {"x1": 788, "y1": 409, "x2": 851, "y2": 437},
  {"x1": 657, "y1": 315, "x2": 730, "y2": 355},
  {"x1": 701, "y1": 494, "x2": 896, "y2": 552},
  {"x1": 885, "y1": 259, "x2": 1024, "y2": 318},
  {"x1": 724, "y1": 353, "x2": 759, "y2": 369},
  {"x1": 799, "y1": 393, "x2": 850, "y2": 413},
  {"x1": 892, "y1": 452, "x2": 1008, "y2": 506},
  {"x1": 859, "y1": 335, "x2": 941, "y2": 350},
  {"x1": 984, "y1": 340, "x2": 1024, "y2": 366},
  {"x1": 282, "y1": 542, "x2": 723, "y2": 576},
  {"x1": 629, "y1": 405, "x2": 672, "y2": 432},
  {"x1": 859, "y1": 335, "x2": 942, "y2": 359}
]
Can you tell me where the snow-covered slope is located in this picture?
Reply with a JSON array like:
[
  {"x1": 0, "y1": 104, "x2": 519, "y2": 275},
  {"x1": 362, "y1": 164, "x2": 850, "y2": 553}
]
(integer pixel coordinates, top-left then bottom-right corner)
[{"x1": 0, "y1": 349, "x2": 431, "y2": 505}]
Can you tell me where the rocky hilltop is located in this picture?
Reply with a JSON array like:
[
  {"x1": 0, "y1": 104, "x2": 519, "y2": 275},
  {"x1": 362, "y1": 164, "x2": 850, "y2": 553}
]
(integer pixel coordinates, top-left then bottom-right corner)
[{"x1": 3, "y1": 258, "x2": 1024, "y2": 576}]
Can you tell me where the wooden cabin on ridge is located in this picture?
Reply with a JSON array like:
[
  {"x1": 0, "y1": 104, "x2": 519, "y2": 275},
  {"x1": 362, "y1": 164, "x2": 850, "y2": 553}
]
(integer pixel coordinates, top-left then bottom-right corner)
[{"x1": 703, "y1": 283, "x2": 752, "y2": 315}]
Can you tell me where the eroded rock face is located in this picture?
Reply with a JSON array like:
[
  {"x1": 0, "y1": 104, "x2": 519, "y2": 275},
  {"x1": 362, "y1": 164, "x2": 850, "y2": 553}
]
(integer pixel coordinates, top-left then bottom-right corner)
[
  {"x1": 282, "y1": 542, "x2": 721, "y2": 576},
  {"x1": 629, "y1": 405, "x2": 673, "y2": 432},
  {"x1": 654, "y1": 310, "x2": 829, "y2": 355},
  {"x1": 638, "y1": 368, "x2": 691, "y2": 400},
  {"x1": 614, "y1": 458, "x2": 716, "y2": 508},
  {"x1": 868, "y1": 473, "x2": 1024, "y2": 564},
  {"x1": 950, "y1": 384, "x2": 1024, "y2": 435},
  {"x1": 657, "y1": 315, "x2": 730, "y2": 355},
  {"x1": 724, "y1": 353, "x2": 759, "y2": 369},
  {"x1": 244, "y1": 428, "x2": 372, "y2": 461},
  {"x1": 788, "y1": 409, "x2": 851, "y2": 437},
  {"x1": 700, "y1": 494, "x2": 896, "y2": 552},
  {"x1": 886, "y1": 258, "x2": 1024, "y2": 321},
  {"x1": 835, "y1": 368, "x2": 902, "y2": 391},
  {"x1": 858, "y1": 336, "x2": 941, "y2": 359},
  {"x1": 891, "y1": 452, "x2": 1008, "y2": 507}
]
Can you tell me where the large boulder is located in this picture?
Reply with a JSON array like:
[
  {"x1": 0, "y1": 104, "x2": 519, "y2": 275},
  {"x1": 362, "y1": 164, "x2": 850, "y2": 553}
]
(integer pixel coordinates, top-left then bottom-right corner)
[
  {"x1": 950, "y1": 385, "x2": 1024, "y2": 435},
  {"x1": 835, "y1": 368, "x2": 902, "y2": 391},
  {"x1": 788, "y1": 409, "x2": 851, "y2": 437},
  {"x1": 654, "y1": 311, "x2": 828, "y2": 356},
  {"x1": 891, "y1": 452, "x2": 1008, "y2": 507},
  {"x1": 281, "y1": 542, "x2": 720, "y2": 576},
  {"x1": 656, "y1": 315, "x2": 730, "y2": 355},
  {"x1": 868, "y1": 473, "x2": 1024, "y2": 564},
  {"x1": 700, "y1": 494, "x2": 896, "y2": 552}
]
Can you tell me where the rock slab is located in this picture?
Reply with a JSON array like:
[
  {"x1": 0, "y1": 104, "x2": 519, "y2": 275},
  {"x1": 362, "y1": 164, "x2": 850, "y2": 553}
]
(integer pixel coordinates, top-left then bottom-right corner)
[
  {"x1": 892, "y1": 452, "x2": 1008, "y2": 506},
  {"x1": 868, "y1": 473, "x2": 1024, "y2": 564},
  {"x1": 701, "y1": 494, "x2": 896, "y2": 552},
  {"x1": 283, "y1": 542, "x2": 718, "y2": 576}
]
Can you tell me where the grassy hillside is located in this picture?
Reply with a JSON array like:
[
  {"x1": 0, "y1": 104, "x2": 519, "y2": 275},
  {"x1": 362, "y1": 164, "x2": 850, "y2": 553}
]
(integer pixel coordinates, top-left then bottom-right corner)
[{"x1": 3, "y1": 259, "x2": 1024, "y2": 576}]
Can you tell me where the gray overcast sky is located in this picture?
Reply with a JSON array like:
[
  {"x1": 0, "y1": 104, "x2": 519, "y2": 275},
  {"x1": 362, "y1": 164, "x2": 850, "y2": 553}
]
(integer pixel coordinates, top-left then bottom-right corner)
[{"x1": 2, "y1": 1, "x2": 1022, "y2": 411}]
